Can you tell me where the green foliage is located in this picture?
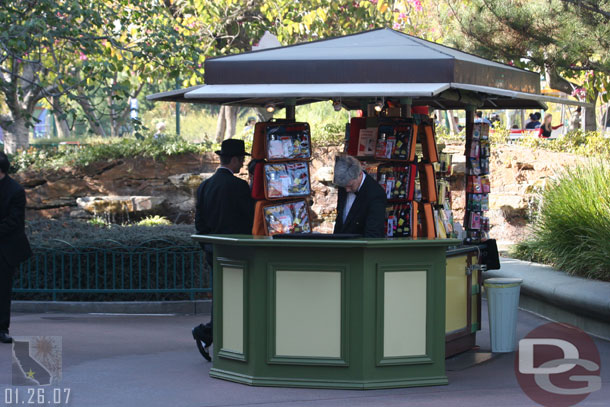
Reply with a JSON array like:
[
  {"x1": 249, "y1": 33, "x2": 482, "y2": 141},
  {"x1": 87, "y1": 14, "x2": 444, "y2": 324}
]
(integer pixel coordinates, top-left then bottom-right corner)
[
  {"x1": 18, "y1": 220, "x2": 205, "y2": 301},
  {"x1": 511, "y1": 161, "x2": 610, "y2": 281},
  {"x1": 9, "y1": 134, "x2": 212, "y2": 173},
  {"x1": 87, "y1": 216, "x2": 111, "y2": 228},
  {"x1": 27, "y1": 220, "x2": 197, "y2": 248},
  {"x1": 1, "y1": 0, "x2": 206, "y2": 150},
  {"x1": 137, "y1": 216, "x2": 172, "y2": 227},
  {"x1": 517, "y1": 130, "x2": 610, "y2": 158},
  {"x1": 443, "y1": 0, "x2": 609, "y2": 105},
  {"x1": 295, "y1": 102, "x2": 349, "y2": 146}
]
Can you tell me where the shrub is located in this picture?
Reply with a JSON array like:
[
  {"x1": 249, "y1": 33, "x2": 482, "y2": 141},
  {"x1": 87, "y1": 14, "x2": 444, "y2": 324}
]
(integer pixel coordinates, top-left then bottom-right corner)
[
  {"x1": 517, "y1": 130, "x2": 610, "y2": 158},
  {"x1": 137, "y1": 215, "x2": 172, "y2": 227},
  {"x1": 26, "y1": 219, "x2": 197, "y2": 247},
  {"x1": 9, "y1": 135, "x2": 214, "y2": 173},
  {"x1": 87, "y1": 216, "x2": 111, "y2": 228},
  {"x1": 511, "y1": 161, "x2": 610, "y2": 281},
  {"x1": 16, "y1": 220, "x2": 208, "y2": 301}
]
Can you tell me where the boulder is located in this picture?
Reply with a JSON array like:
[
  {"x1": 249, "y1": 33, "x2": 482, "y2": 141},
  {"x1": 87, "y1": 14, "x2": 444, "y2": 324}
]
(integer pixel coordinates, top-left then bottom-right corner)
[
  {"x1": 76, "y1": 196, "x2": 166, "y2": 214},
  {"x1": 168, "y1": 173, "x2": 213, "y2": 191}
]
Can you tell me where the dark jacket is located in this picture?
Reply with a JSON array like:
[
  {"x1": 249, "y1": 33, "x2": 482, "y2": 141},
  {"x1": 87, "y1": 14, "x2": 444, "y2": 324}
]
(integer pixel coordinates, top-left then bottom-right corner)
[
  {"x1": 333, "y1": 173, "x2": 387, "y2": 238},
  {"x1": 195, "y1": 168, "x2": 254, "y2": 235},
  {"x1": 0, "y1": 175, "x2": 32, "y2": 267}
]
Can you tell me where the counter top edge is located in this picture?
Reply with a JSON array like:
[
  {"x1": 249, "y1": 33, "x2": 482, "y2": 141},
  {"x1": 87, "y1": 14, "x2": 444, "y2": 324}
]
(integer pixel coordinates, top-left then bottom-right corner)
[{"x1": 192, "y1": 234, "x2": 461, "y2": 248}]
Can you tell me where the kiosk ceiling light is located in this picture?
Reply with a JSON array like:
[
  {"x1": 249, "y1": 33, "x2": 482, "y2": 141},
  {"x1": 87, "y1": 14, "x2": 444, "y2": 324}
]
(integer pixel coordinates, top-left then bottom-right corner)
[
  {"x1": 374, "y1": 99, "x2": 384, "y2": 112},
  {"x1": 265, "y1": 102, "x2": 276, "y2": 113}
]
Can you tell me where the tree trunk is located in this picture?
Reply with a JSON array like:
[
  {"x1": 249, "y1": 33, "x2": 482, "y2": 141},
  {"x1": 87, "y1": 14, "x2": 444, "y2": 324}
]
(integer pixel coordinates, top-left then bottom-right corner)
[
  {"x1": 448, "y1": 110, "x2": 460, "y2": 134},
  {"x1": 2, "y1": 116, "x2": 30, "y2": 154},
  {"x1": 215, "y1": 105, "x2": 239, "y2": 142},
  {"x1": 76, "y1": 95, "x2": 107, "y2": 137},
  {"x1": 582, "y1": 102, "x2": 597, "y2": 131},
  {"x1": 224, "y1": 106, "x2": 238, "y2": 139},
  {"x1": 215, "y1": 106, "x2": 227, "y2": 143},
  {"x1": 49, "y1": 97, "x2": 70, "y2": 138}
]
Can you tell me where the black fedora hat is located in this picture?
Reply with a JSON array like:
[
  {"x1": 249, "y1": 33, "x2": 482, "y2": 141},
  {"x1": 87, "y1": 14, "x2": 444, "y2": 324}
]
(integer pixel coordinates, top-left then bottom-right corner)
[{"x1": 215, "y1": 139, "x2": 250, "y2": 156}]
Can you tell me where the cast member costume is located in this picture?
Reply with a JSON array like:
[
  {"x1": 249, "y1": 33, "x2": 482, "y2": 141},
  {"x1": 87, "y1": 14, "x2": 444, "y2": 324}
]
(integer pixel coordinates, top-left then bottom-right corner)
[{"x1": 334, "y1": 173, "x2": 386, "y2": 238}]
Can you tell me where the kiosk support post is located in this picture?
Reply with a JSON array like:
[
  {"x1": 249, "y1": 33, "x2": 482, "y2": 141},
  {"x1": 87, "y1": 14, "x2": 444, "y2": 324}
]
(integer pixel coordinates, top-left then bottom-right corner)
[
  {"x1": 400, "y1": 97, "x2": 413, "y2": 118},
  {"x1": 285, "y1": 98, "x2": 296, "y2": 120}
]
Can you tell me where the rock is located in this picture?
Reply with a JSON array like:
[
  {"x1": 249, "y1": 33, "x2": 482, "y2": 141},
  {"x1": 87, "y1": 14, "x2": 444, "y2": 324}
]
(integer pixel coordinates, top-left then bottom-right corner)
[
  {"x1": 168, "y1": 173, "x2": 213, "y2": 191},
  {"x1": 69, "y1": 209, "x2": 90, "y2": 219},
  {"x1": 516, "y1": 162, "x2": 534, "y2": 171},
  {"x1": 316, "y1": 166, "x2": 334, "y2": 183},
  {"x1": 76, "y1": 196, "x2": 166, "y2": 214}
]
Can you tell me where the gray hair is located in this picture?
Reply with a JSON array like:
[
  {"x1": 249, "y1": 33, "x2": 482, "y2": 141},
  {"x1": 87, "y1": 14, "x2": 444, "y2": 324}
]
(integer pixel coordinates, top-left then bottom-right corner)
[{"x1": 333, "y1": 155, "x2": 362, "y2": 187}]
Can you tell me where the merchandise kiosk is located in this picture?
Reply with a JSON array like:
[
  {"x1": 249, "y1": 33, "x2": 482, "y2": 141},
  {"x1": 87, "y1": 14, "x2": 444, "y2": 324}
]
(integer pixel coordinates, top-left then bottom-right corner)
[{"x1": 149, "y1": 28, "x2": 585, "y2": 388}]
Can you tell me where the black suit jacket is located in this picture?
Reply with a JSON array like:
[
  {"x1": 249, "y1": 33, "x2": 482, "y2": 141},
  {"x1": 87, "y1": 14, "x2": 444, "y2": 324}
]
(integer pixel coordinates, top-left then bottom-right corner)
[
  {"x1": 333, "y1": 173, "x2": 387, "y2": 238},
  {"x1": 195, "y1": 168, "x2": 254, "y2": 236},
  {"x1": 0, "y1": 175, "x2": 32, "y2": 267}
]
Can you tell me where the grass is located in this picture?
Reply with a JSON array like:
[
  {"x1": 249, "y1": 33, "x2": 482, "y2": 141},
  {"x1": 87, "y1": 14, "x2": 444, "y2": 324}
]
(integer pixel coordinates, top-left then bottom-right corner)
[{"x1": 511, "y1": 160, "x2": 610, "y2": 281}]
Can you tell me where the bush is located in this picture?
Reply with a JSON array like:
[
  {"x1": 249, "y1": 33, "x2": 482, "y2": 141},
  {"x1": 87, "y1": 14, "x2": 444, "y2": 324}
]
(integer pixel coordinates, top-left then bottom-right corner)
[
  {"x1": 511, "y1": 161, "x2": 610, "y2": 281},
  {"x1": 9, "y1": 135, "x2": 214, "y2": 173},
  {"x1": 26, "y1": 219, "x2": 196, "y2": 247},
  {"x1": 137, "y1": 215, "x2": 172, "y2": 227},
  {"x1": 16, "y1": 220, "x2": 208, "y2": 301},
  {"x1": 517, "y1": 130, "x2": 610, "y2": 158}
]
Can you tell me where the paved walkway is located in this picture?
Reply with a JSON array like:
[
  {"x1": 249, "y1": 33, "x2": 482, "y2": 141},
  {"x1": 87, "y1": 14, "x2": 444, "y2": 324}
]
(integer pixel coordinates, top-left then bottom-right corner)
[{"x1": 2, "y1": 305, "x2": 609, "y2": 407}]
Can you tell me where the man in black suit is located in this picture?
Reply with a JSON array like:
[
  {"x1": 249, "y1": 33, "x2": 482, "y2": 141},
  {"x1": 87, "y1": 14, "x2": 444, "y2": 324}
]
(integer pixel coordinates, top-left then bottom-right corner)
[
  {"x1": 0, "y1": 152, "x2": 32, "y2": 344},
  {"x1": 192, "y1": 139, "x2": 254, "y2": 361},
  {"x1": 333, "y1": 155, "x2": 386, "y2": 238}
]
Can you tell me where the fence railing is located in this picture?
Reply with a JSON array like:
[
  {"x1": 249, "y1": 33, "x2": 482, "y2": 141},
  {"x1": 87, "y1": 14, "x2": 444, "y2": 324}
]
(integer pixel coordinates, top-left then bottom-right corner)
[{"x1": 13, "y1": 239, "x2": 210, "y2": 301}]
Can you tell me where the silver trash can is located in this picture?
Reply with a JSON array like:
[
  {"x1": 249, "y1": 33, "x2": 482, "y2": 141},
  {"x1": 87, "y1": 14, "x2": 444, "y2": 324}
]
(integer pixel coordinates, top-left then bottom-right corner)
[{"x1": 484, "y1": 277, "x2": 523, "y2": 353}]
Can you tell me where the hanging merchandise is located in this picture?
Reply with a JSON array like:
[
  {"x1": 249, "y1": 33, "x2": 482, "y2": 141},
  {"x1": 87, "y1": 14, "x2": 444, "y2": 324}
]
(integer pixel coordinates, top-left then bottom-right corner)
[
  {"x1": 266, "y1": 123, "x2": 311, "y2": 161},
  {"x1": 377, "y1": 164, "x2": 417, "y2": 201},
  {"x1": 252, "y1": 121, "x2": 312, "y2": 161},
  {"x1": 263, "y1": 200, "x2": 312, "y2": 235},
  {"x1": 375, "y1": 122, "x2": 416, "y2": 161},
  {"x1": 385, "y1": 202, "x2": 414, "y2": 237},
  {"x1": 465, "y1": 122, "x2": 491, "y2": 243},
  {"x1": 264, "y1": 162, "x2": 311, "y2": 199},
  {"x1": 251, "y1": 120, "x2": 314, "y2": 236}
]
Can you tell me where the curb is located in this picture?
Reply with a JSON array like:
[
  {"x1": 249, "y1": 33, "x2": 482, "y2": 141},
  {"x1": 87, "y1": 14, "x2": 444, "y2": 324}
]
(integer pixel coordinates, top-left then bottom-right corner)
[{"x1": 13, "y1": 299, "x2": 212, "y2": 315}]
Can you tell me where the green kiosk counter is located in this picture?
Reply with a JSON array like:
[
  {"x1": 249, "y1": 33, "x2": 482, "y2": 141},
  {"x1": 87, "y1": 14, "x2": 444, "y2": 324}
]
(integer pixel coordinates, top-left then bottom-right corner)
[{"x1": 192, "y1": 234, "x2": 460, "y2": 389}]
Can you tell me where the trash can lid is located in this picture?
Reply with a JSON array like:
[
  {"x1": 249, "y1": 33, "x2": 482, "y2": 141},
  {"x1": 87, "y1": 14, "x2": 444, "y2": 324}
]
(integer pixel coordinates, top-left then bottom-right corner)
[{"x1": 484, "y1": 278, "x2": 523, "y2": 288}]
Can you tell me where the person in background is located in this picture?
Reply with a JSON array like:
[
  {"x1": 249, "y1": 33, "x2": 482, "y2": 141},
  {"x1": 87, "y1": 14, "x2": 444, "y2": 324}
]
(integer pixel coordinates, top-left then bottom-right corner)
[
  {"x1": 474, "y1": 111, "x2": 492, "y2": 126},
  {"x1": 539, "y1": 113, "x2": 563, "y2": 138},
  {"x1": 192, "y1": 139, "x2": 254, "y2": 361},
  {"x1": 525, "y1": 112, "x2": 541, "y2": 129},
  {"x1": 0, "y1": 152, "x2": 32, "y2": 344},
  {"x1": 154, "y1": 122, "x2": 167, "y2": 139},
  {"x1": 333, "y1": 155, "x2": 386, "y2": 238}
]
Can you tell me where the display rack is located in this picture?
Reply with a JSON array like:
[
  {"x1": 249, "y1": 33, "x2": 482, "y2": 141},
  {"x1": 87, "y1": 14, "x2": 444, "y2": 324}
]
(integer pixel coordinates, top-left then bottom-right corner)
[
  {"x1": 251, "y1": 121, "x2": 314, "y2": 236},
  {"x1": 345, "y1": 111, "x2": 452, "y2": 238},
  {"x1": 464, "y1": 123, "x2": 491, "y2": 243}
]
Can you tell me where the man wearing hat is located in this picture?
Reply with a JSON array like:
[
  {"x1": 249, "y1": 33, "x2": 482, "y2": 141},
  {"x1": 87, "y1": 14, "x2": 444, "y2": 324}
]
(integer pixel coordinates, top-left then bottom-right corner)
[{"x1": 192, "y1": 139, "x2": 254, "y2": 361}]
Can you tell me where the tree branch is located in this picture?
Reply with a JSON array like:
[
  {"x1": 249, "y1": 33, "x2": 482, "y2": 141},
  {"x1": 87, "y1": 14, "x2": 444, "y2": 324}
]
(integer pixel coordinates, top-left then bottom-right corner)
[{"x1": 559, "y1": 0, "x2": 610, "y2": 20}]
